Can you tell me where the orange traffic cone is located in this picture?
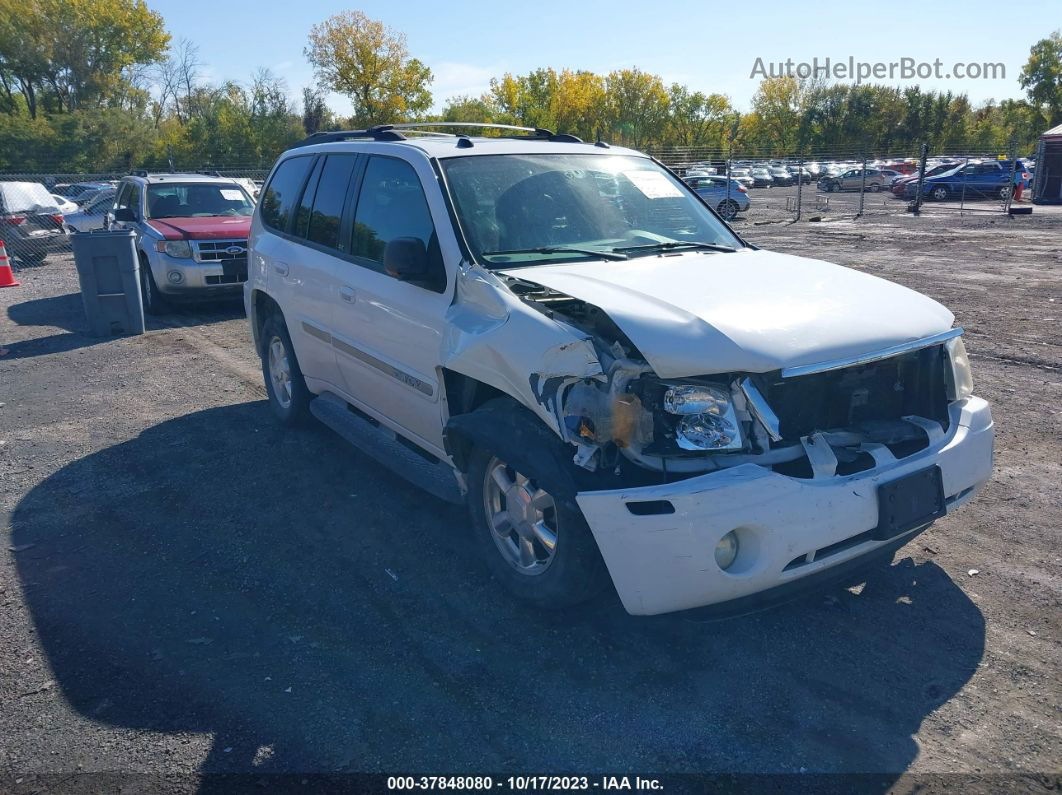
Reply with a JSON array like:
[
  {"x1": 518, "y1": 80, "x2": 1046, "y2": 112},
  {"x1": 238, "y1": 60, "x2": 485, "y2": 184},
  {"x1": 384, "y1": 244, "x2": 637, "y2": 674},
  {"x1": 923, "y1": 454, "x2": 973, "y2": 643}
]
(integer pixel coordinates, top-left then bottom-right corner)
[{"x1": 0, "y1": 240, "x2": 19, "y2": 288}]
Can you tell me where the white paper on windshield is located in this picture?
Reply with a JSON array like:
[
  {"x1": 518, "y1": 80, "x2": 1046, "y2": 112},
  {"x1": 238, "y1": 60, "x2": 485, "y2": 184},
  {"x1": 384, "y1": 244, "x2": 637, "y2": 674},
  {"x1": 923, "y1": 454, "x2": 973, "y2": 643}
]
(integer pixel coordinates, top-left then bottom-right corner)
[
  {"x1": 623, "y1": 170, "x2": 683, "y2": 199},
  {"x1": 220, "y1": 189, "x2": 243, "y2": 201}
]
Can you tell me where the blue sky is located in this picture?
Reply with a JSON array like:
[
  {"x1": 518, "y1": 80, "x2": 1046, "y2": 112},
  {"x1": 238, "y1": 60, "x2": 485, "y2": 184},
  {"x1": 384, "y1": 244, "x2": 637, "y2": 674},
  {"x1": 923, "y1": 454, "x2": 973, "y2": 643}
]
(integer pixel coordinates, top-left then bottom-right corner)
[{"x1": 152, "y1": 0, "x2": 1054, "y2": 116}]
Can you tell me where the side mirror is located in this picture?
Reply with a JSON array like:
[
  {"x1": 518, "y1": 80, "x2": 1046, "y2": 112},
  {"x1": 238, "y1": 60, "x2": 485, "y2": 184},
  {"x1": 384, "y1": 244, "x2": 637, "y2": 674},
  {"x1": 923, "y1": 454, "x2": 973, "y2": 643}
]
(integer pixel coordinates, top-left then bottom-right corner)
[
  {"x1": 383, "y1": 237, "x2": 428, "y2": 281},
  {"x1": 113, "y1": 207, "x2": 136, "y2": 223}
]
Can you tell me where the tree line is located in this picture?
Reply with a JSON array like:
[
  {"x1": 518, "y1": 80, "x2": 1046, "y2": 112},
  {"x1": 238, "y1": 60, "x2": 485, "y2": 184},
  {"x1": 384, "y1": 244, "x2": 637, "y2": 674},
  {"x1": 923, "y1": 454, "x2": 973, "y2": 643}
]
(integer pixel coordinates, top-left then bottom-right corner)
[{"x1": 0, "y1": 2, "x2": 1059, "y2": 173}]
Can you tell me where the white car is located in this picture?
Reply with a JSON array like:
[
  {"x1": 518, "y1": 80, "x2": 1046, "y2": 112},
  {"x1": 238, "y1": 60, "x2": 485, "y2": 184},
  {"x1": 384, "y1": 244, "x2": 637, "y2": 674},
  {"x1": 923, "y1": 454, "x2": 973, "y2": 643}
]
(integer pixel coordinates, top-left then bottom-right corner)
[
  {"x1": 245, "y1": 123, "x2": 994, "y2": 616},
  {"x1": 51, "y1": 193, "x2": 79, "y2": 214}
]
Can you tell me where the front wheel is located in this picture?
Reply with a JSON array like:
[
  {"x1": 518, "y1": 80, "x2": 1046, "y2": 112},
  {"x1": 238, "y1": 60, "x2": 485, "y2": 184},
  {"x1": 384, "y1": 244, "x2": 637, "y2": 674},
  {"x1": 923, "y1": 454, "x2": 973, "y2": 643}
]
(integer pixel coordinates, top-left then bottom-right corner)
[
  {"x1": 260, "y1": 314, "x2": 311, "y2": 425},
  {"x1": 139, "y1": 256, "x2": 169, "y2": 315},
  {"x1": 717, "y1": 199, "x2": 740, "y2": 219},
  {"x1": 466, "y1": 402, "x2": 608, "y2": 609}
]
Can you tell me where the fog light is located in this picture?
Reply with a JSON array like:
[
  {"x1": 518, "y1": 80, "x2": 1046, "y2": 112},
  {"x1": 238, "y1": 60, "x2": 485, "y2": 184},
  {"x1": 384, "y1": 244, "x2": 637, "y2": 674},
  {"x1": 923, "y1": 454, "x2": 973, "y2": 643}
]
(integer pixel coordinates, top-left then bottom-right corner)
[
  {"x1": 167, "y1": 270, "x2": 183, "y2": 284},
  {"x1": 715, "y1": 531, "x2": 739, "y2": 570}
]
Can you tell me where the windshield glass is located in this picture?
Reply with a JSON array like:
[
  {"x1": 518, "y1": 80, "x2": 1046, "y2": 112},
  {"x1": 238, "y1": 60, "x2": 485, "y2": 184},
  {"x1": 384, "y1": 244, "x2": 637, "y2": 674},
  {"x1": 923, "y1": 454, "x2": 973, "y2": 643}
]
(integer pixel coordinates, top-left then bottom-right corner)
[
  {"x1": 146, "y1": 183, "x2": 253, "y2": 219},
  {"x1": 440, "y1": 154, "x2": 741, "y2": 266}
]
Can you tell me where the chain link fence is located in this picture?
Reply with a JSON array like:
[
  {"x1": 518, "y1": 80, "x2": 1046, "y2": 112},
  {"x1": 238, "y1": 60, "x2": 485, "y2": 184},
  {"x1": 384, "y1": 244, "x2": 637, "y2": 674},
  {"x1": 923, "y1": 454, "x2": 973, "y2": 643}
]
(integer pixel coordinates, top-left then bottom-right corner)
[
  {"x1": 650, "y1": 141, "x2": 1036, "y2": 227},
  {"x1": 0, "y1": 141, "x2": 1039, "y2": 269}
]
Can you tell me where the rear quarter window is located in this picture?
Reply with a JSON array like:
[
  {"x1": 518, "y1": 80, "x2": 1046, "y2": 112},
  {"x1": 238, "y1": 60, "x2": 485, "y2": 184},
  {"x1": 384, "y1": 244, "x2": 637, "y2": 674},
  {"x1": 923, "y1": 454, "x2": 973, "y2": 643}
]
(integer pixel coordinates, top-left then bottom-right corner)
[{"x1": 260, "y1": 156, "x2": 314, "y2": 233}]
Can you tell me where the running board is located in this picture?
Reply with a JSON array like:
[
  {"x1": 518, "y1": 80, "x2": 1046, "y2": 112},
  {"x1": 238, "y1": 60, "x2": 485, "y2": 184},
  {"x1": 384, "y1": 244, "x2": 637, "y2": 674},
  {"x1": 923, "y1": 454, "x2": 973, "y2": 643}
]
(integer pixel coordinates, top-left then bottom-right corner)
[{"x1": 309, "y1": 392, "x2": 464, "y2": 504}]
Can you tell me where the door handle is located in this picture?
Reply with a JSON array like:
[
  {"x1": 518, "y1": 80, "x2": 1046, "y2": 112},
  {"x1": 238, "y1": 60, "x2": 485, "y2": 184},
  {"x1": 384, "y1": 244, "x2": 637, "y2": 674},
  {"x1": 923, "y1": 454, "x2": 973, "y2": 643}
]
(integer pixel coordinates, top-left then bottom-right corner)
[
  {"x1": 274, "y1": 261, "x2": 289, "y2": 277},
  {"x1": 339, "y1": 285, "x2": 356, "y2": 303}
]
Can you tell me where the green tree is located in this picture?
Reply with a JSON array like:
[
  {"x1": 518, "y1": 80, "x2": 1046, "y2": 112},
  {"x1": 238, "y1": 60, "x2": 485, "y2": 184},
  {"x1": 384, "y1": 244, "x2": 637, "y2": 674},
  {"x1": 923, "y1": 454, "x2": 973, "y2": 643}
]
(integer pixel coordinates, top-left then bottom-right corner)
[
  {"x1": 304, "y1": 10, "x2": 432, "y2": 126},
  {"x1": 602, "y1": 68, "x2": 669, "y2": 148},
  {"x1": 1020, "y1": 31, "x2": 1062, "y2": 127}
]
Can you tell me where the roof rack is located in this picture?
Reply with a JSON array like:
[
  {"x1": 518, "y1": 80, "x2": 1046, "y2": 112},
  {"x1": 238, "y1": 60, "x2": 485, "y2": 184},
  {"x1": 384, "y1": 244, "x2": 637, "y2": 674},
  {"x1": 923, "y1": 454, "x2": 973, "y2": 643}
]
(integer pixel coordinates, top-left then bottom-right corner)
[{"x1": 290, "y1": 122, "x2": 587, "y2": 149}]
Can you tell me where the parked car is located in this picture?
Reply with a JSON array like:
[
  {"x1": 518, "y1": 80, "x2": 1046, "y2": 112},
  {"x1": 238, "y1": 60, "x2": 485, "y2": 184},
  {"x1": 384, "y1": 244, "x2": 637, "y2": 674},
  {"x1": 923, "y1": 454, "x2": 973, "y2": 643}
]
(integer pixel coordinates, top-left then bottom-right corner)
[
  {"x1": 818, "y1": 168, "x2": 886, "y2": 192},
  {"x1": 245, "y1": 124, "x2": 993, "y2": 616},
  {"x1": 726, "y1": 168, "x2": 755, "y2": 188},
  {"x1": 906, "y1": 160, "x2": 1031, "y2": 202},
  {"x1": 878, "y1": 169, "x2": 903, "y2": 185},
  {"x1": 750, "y1": 167, "x2": 774, "y2": 187},
  {"x1": 685, "y1": 175, "x2": 751, "y2": 219},
  {"x1": 786, "y1": 166, "x2": 814, "y2": 184},
  {"x1": 54, "y1": 181, "x2": 116, "y2": 204},
  {"x1": 107, "y1": 173, "x2": 255, "y2": 313},
  {"x1": 50, "y1": 193, "x2": 79, "y2": 214},
  {"x1": 891, "y1": 163, "x2": 962, "y2": 197},
  {"x1": 62, "y1": 189, "x2": 116, "y2": 232},
  {"x1": 0, "y1": 181, "x2": 68, "y2": 265},
  {"x1": 768, "y1": 167, "x2": 794, "y2": 186}
]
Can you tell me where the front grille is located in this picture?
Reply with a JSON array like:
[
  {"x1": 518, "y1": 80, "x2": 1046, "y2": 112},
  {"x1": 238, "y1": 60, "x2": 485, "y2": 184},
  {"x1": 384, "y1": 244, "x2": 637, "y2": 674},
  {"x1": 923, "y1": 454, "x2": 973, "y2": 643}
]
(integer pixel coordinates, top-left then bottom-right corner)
[
  {"x1": 763, "y1": 345, "x2": 950, "y2": 442},
  {"x1": 193, "y1": 239, "x2": 248, "y2": 263},
  {"x1": 205, "y1": 273, "x2": 245, "y2": 285}
]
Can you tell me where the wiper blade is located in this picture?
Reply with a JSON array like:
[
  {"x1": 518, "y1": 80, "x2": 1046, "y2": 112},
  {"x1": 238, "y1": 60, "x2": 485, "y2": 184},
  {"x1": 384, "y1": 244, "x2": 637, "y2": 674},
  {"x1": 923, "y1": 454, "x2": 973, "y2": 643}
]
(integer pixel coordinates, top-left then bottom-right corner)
[
  {"x1": 480, "y1": 246, "x2": 628, "y2": 262},
  {"x1": 613, "y1": 241, "x2": 737, "y2": 254}
]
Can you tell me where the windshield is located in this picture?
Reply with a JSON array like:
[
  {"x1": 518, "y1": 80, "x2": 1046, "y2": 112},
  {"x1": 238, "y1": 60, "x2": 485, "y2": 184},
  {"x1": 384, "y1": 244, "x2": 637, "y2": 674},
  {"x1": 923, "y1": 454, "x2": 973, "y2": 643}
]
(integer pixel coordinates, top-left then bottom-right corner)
[
  {"x1": 440, "y1": 154, "x2": 741, "y2": 267},
  {"x1": 146, "y1": 183, "x2": 253, "y2": 219}
]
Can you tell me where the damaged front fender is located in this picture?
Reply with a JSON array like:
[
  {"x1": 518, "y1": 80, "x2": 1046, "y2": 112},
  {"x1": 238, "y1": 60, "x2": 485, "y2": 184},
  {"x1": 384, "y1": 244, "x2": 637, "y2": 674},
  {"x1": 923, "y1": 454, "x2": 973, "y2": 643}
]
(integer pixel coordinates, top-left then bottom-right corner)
[{"x1": 442, "y1": 265, "x2": 604, "y2": 436}]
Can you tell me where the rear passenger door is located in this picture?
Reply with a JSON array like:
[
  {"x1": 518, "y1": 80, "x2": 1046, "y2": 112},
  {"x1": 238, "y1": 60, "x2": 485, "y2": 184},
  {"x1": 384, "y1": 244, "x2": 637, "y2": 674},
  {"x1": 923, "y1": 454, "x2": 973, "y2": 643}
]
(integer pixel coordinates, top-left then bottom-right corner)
[
  {"x1": 329, "y1": 154, "x2": 453, "y2": 456},
  {"x1": 255, "y1": 153, "x2": 355, "y2": 391}
]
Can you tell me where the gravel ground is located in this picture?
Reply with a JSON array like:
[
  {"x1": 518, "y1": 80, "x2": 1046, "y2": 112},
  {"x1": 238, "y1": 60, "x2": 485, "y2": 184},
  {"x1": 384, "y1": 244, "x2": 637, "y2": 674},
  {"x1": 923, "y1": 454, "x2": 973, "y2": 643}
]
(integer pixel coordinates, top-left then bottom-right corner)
[{"x1": 0, "y1": 210, "x2": 1059, "y2": 790}]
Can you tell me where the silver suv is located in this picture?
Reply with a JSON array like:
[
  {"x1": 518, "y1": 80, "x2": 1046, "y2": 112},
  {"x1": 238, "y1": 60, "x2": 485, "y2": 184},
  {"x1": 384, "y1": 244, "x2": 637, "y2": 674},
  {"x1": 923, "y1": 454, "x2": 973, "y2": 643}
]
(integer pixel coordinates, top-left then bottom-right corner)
[
  {"x1": 108, "y1": 172, "x2": 255, "y2": 313},
  {"x1": 246, "y1": 123, "x2": 993, "y2": 616}
]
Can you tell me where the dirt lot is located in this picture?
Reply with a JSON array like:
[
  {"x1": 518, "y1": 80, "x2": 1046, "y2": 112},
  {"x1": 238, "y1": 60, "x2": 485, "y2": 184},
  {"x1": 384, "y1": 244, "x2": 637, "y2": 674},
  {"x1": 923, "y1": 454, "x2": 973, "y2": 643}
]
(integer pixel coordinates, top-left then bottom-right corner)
[{"x1": 0, "y1": 210, "x2": 1059, "y2": 789}]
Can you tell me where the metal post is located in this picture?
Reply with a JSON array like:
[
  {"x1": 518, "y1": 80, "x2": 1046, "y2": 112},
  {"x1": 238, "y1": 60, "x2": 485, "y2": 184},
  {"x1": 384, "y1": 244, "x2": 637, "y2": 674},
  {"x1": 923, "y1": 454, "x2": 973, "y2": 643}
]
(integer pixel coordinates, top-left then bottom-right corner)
[
  {"x1": 795, "y1": 157, "x2": 803, "y2": 221},
  {"x1": 1004, "y1": 138, "x2": 1017, "y2": 214},
  {"x1": 857, "y1": 154, "x2": 867, "y2": 217},
  {"x1": 912, "y1": 143, "x2": 929, "y2": 216},
  {"x1": 726, "y1": 149, "x2": 732, "y2": 206},
  {"x1": 960, "y1": 155, "x2": 969, "y2": 214}
]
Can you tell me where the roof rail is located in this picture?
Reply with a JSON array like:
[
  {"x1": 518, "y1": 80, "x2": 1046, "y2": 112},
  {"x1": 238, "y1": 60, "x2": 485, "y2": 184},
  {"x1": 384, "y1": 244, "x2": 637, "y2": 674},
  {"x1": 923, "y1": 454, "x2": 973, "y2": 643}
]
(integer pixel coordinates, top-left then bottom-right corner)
[{"x1": 290, "y1": 121, "x2": 586, "y2": 149}]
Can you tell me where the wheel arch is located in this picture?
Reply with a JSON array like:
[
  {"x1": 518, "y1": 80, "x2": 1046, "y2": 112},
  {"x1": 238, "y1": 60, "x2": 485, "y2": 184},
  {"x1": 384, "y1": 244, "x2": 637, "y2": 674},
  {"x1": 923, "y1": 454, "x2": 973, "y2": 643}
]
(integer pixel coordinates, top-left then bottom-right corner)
[{"x1": 250, "y1": 289, "x2": 283, "y2": 355}]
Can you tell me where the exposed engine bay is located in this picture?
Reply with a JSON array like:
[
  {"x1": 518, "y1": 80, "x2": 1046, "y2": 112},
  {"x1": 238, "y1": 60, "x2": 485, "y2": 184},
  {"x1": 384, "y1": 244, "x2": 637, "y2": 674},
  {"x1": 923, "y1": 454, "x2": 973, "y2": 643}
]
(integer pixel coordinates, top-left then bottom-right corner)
[{"x1": 505, "y1": 274, "x2": 954, "y2": 482}]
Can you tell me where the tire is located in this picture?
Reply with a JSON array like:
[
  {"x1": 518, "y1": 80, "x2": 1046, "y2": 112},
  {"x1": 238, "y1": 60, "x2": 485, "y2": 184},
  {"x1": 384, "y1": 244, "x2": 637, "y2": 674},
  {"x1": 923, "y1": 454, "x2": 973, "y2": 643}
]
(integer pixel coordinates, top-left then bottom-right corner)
[
  {"x1": 18, "y1": 250, "x2": 47, "y2": 266},
  {"x1": 999, "y1": 186, "x2": 1011, "y2": 201},
  {"x1": 138, "y1": 256, "x2": 169, "y2": 315},
  {"x1": 868, "y1": 183, "x2": 881, "y2": 193},
  {"x1": 931, "y1": 186, "x2": 950, "y2": 202},
  {"x1": 827, "y1": 183, "x2": 838, "y2": 192},
  {"x1": 717, "y1": 199, "x2": 740, "y2": 220},
  {"x1": 260, "y1": 313, "x2": 311, "y2": 426},
  {"x1": 465, "y1": 400, "x2": 608, "y2": 609}
]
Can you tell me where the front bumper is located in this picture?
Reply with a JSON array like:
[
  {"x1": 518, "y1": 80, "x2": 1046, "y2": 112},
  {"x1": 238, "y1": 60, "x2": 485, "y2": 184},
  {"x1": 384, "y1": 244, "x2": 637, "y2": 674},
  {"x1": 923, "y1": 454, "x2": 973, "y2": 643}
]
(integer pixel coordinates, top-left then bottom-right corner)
[
  {"x1": 147, "y1": 251, "x2": 246, "y2": 298},
  {"x1": 576, "y1": 396, "x2": 994, "y2": 616}
]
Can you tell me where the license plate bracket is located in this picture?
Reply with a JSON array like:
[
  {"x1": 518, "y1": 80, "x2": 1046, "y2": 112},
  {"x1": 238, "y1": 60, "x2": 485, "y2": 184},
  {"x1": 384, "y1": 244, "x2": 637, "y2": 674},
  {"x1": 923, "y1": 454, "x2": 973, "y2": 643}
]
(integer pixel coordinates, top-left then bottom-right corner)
[
  {"x1": 873, "y1": 466, "x2": 946, "y2": 540},
  {"x1": 221, "y1": 259, "x2": 247, "y2": 280}
]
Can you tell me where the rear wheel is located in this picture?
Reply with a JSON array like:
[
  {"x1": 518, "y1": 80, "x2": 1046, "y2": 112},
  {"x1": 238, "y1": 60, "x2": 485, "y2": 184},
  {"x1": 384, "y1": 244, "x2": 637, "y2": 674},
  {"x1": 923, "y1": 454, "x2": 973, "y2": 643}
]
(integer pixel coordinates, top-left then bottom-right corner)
[
  {"x1": 998, "y1": 185, "x2": 1011, "y2": 201},
  {"x1": 868, "y1": 183, "x2": 881, "y2": 192},
  {"x1": 18, "y1": 250, "x2": 47, "y2": 266},
  {"x1": 260, "y1": 313, "x2": 311, "y2": 425},
  {"x1": 717, "y1": 199, "x2": 740, "y2": 219},
  {"x1": 931, "y1": 186, "x2": 950, "y2": 202}
]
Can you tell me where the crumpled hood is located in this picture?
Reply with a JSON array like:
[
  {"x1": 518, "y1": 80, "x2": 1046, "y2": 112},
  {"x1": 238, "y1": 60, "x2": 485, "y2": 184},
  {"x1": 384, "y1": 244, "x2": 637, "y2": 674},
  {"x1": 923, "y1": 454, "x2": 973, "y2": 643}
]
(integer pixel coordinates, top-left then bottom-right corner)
[
  {"x1": 500, "y1": 248, "x2": 954, "y2": 378},
  {"x1": 146, "y1": 216, "x2": 251, "y2": 240}
]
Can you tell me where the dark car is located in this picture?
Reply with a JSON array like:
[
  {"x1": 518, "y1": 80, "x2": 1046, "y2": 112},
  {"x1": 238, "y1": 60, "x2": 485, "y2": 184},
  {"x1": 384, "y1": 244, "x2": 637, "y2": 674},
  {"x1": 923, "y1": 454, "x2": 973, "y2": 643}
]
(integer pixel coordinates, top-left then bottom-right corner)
[
  {"x1": 768, "y1": 166, "x2": 795, "y2": 186},
  {"x1": 0, "y1": 181, "x2": 69, "y2": 265},
  {"x1": 891, "y1": 163, "x2": 961, "y2": 196},
  {"x1": 905, "y1": 160, "x2": 1031, "y2": 202}
]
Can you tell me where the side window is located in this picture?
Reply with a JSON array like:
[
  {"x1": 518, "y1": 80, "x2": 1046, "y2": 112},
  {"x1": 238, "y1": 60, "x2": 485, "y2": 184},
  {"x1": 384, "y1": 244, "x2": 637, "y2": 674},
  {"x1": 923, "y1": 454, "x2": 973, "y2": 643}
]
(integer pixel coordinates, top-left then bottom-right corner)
[
  {"x1": 115, "y1": 183, "x2": 139, "y2": 215},
  {"x1": 307, "y1": 155, "x2": 357, "y2": 250},
  {"x1": 351, "y1": 157, "x2": 438, "y2": 277},
  {"x1": 260, "y1": 156, "x2": 314, "y2": 233},
  {"x1": 292, "y1": 158, "x2": 323, "y2": 240}
]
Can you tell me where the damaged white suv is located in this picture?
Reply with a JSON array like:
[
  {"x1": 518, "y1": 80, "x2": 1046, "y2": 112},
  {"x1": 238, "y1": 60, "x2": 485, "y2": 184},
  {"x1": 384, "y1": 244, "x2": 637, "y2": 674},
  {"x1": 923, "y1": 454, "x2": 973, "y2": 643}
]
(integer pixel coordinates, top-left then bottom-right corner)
[{"x1": 246, "y1": 123, "x2": 994, "y2": 616}]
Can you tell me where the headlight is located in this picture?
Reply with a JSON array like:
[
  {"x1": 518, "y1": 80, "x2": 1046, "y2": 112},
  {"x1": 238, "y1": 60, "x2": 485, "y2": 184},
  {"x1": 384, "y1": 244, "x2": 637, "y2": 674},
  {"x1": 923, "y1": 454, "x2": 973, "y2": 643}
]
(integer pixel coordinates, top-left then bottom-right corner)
[
  {"x1": 663, "y1": 384, "x2": 743, "y2": 451},
  {"x1": 155, "y1": 239, "x2": 192, "y2": 258},
  {"x1": 946, "y1": 336, "x2": 974, "y2": 400}
]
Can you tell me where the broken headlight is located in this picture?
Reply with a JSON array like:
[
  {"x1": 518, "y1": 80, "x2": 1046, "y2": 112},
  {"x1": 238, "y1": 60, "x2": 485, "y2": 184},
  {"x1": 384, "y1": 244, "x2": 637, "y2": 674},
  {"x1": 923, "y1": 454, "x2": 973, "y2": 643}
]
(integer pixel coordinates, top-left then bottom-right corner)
[
  {"x1": 663, "y1": 385, "x2": 743, "y2": 451},
  {"x1": 946, "y1": 336, "x2": 974, "y2": 400}
]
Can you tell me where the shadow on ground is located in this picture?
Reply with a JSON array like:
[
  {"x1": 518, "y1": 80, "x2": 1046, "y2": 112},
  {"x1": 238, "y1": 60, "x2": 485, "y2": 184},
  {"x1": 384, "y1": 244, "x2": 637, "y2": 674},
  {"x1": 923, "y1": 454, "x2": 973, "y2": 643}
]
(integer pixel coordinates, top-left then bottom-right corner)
[
  {"x1": 10, "y1": 402, "x2": 985, "y2": 779},
  {"x1": 4, "y1": 292, "x2": 243, "y2": 359}
]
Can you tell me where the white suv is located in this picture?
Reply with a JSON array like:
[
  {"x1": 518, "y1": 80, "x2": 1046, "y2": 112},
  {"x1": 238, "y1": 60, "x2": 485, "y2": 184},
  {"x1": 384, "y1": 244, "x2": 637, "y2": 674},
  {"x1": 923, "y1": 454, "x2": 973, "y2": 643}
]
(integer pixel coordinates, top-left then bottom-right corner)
[{"x1": 246, "y1": 123, "x2": 994, "y2": 616}]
